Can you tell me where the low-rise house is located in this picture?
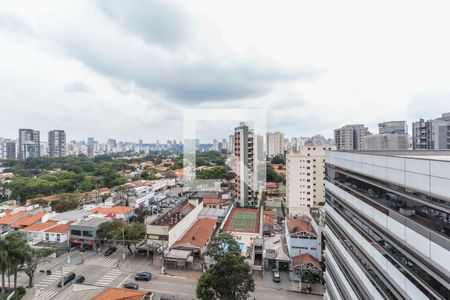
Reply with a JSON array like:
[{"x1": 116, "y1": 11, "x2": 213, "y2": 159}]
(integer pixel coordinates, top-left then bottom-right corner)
[
  {"x1": 11, "y1": 211, "x2": 48, "y2": 230},
  {"x1": 285, "y1": 217, "x2": 319, "y2": 259},
  {"x1": 20, "y1": 221, "x2": 59, "y2": 242},
  {"x1": 263, "y1": 234, "x2": 290, "y2": 271},
  {"x1": 44, "y1": 223, "x2": 71, "y2": 243},
  {"x1": 70, "y1": 216, "x2": 111, "y2": 251},
  {"x1": 91, "y1": 206, "x2": 134, "y2": 221},
  {"x1": 289, "y1": 252, "x2": 321, "y2": 281},
  {"x1": 0, "y1": 210, "x2": 27, "y2": 234},
  {"x1": 171, "y1": 217, "x2": 217, "y2": 257}
]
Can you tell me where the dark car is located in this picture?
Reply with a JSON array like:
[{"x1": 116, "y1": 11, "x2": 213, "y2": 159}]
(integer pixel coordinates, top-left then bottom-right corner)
[
  {"x1": 57, "y1": 272, "x2": 76, "y2": 287},
  {"x1": 73, "y1": 275, "x2": 85, "y2": 284},
  {"x1": 123, "y1": 283, "x2": 139, "y2": 290},
  {"x1": 135, "y1": 272, "x2": 152, "y2": 281},
  {"x1": 272, "y1": 271, "x2": 281, "y2": 282},
  {"x1": 105, "y1": 246, "x2": 117, "y2": 256}
]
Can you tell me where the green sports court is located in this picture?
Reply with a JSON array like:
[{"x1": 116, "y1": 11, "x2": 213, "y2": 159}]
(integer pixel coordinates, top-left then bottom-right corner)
[{"x1": 224, "y1": 208, "x2": 260, "y2": 233}]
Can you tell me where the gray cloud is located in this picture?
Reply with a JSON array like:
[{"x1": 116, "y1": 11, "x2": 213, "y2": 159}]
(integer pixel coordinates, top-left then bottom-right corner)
[
  {"x1": 95, "y1": 0, "x2": 189, "y2": 47},
  {"x1": 64, "y1": 81, "x2": 92, "y2": 93}
]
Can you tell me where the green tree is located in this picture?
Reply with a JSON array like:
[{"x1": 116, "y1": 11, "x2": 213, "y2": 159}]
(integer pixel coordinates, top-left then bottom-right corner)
[
  {"x1": 270, "y1": 155, "x2": 286, "y2": 165},
  {"x1": 124, "y1": 222, "x2": 146, "y2": 254},
  {"x1": 205, "y1": 232, "x2": 241, "y2": 261},
  {"x1": 115, "y1": 185, "x2": 137, "y2": 207},
  {"x1": 23, "y1": 248, "x2": 55, "y2": 287},
  {"x1": 196, "y1": 252, "x2": 255, "y2": 300},
  {"x1": 5, "y1": 232, "x2": 30, "y2": 289}
]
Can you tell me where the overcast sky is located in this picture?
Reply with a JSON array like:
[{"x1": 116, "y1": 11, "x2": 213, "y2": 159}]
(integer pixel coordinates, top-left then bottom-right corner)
[{"x1": 1, "y1": 0, "x2": 450, "y2": 143}]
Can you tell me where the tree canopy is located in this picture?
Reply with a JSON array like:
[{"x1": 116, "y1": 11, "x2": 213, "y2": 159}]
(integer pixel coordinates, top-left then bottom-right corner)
[{"x1": 197, "y1": 233, "x2": 254, "y2": 300}]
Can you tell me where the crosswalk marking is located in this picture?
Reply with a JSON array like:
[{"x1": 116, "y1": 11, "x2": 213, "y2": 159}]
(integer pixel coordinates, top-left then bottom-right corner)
[
  {"x1": 35, "y1": 265, "x2": 77, "y2": 288},
  {"x1": 35, "y1": 289, "x2": 58, "y2": 300},
  {"x1": 85, "y1": 256, "x2": 119, "y2": 268},
  {"x1": 94, "y1": 269, "x2": 121, "y2": 287}
]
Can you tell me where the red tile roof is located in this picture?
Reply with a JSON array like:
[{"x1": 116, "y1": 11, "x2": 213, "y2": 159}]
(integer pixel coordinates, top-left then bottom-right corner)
[
  {"x1": 0, "y1": 211, "x2": 27, "y2": 225},
  {"x1": 291, "y1": 253, "x2": 321, "y2": 269},
  {"x1": 173, "y1": 217, "x2": 217, "y2": 249},
  {"x1": 202, "y1": 198, "x2": 221, "y2": 205},
  {"x1": 11, "y1": 211, "x2": 47, "y2": 228},
  {"x1": 44, "y1": 223, "x2": 70, "y2": 234},
  {"x1": 91, "y1": 206, "x2": 133, "y2": 215},
  {"x1": 264, "y1": 210, "x2": 277, "y2": 217},
  {"x1": 92, "y1": 287, "x2": 148, "y2": 300},
  {"x1": 20, "y1": 221, "x2": 58, "y2": 232},
  {"x1": 266, "y1": 182, "x2": 278, "y2": 189},
  {"x1": 287, "y1": 218, "x2": 317, "y2": 236},
  {"x1": 264, "y1": 215, "x2": 275, "y2": 227}
]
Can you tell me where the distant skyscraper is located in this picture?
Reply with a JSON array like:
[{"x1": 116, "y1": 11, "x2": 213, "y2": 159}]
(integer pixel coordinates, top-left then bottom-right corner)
[
  {"x1": 139, "y1": 139, "x2": 143, "y2": 146},
  {"x1": 48, "y1": 130, "x2": 66, "y2": 158},
  {"x1": 0, "y1": 138, "x2": 15, "y2": 159},
  {"x1": 18, "y1": 129, "x2": 40, "y2": 159},
  {"x1": 87, "y1": 137, "x2": 95, "y2": 146},
  {"x1": 233, "y1": 123, "x2": 256, "y2": 207},
  {"x1": 334, "y1": 124, "x2": 369, "y2": 151},
  {"x1": 412, "y1": 112, "x2": 450, "y2": 150},
  {"x1": 266, "y1": 132, "x2": 284, "y2": 157}
]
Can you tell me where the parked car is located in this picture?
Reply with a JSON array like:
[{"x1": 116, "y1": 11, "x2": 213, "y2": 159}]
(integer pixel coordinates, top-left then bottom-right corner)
[
  {"x1": 57, "y1": 272, "x2": 76, "y2": 287},
  {"x1": 272, "y1": 271, "x2": 281, "y2": 282},
  {"x1": 123, "y1": 283, "x2": 139, "y2": 290},
  {"x1": 73, "y1": 275, "x2": 85, "y2": 284},
  {"x1": 105, "y1": 246, "x2": 117, "y2": 256},
  {"x1": 135, "y1": 272, "x2": 152, "y2": 281}
]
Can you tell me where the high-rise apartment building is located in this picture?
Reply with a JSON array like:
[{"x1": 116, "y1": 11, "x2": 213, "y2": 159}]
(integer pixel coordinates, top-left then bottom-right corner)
[
  {"x1": 87, "y1": 137, "x2": 95, "y2": 146},
  {"x1": 324, "y1": 150, "x2": 449, "y2": 299},
  {"x1": 18, "y1": 129, "x2": 40, "y2": 159},
  {"x1": 412, "y1": 113, "x2": 450, "y2": 150},
  {"x1": 48, "y1": 130, "x2": 66, "y2": 158},
  {"x1": 233, "y1": 122, "x2": 255, "y2": 207},
  {"x1": 0, "y1": 138, "x2": 15, "y2": 159},
  {"x1": 334, "y1": 124, "x2": 369, "y2": 151},
  {"x1": 5, "y1": 141, "x2": 16, "y2": 159},
  {"x1": 266, "y1": 132, "x2": 284, "y2": 158},
  {"x1": 286, "y1": 146, "x2": 335, "y2": 216}
]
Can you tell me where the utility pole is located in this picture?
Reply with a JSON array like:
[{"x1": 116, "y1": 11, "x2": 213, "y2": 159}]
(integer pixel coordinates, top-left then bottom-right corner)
[
  {"x1": 61, "y1": 266, "x2": 64, "y2": 288},
  {"x1": 122, "y1": 226, "x2": 126, "y2": 260}
]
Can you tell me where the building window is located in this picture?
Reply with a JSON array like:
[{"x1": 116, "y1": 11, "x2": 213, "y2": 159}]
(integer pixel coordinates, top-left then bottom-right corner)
[
  {"x1": 57, "y1": 234, "x2": 60, "y2": 242},
  {"x1": 82, "y1": 230, "x2": 93, "y2": 237},
  {"x1": 45, "y1": 233, "x2": 49, "y2": 241},
  {"x1": 71, "y1": 230, "x2": 81, "y2": 236}
]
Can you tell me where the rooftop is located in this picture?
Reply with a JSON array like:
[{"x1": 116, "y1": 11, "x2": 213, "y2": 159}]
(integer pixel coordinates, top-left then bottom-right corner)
[
  {"x1": 91, "y1": 287, "x2": 149, "y2": 300},
  {"x1": 0, "y1": 210, "x2": 27, "y2": 225},
  {"x1": 11, "y1": 211, "x2": 47, "y2": 228},
  {"x1": 21, "y1": 221, "x2": 58, "y2": 232},
  {"x1": 173, "y1": 217, "x2": 217, "y2": 249},
  {"x1": 91, "y1": 206, "x2": 134, "y2": 215},
  {"x1": 72, "y1": 216, "x2": 110, "y2": 227},
  {"x1": 49, "y1": 209, "x2": 92, "y2": 222},
  {"x1": 333, "y1": 150, "x2": 450, "y2": 162},
  {"x1": 44, "y1": 223, "x2": 70, "y2": 233},
  {"x1": 287, "y1": 218, "x2": 317, "y2": 236},
  {"x1": 291, "y1": 252, "x2": 321, "y2": 269}
]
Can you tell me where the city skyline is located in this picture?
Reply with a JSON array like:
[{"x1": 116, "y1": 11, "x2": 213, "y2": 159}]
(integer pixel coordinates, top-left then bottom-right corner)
[{"x1": 2, "y1": 1, "x2": 450, "y2": 141}]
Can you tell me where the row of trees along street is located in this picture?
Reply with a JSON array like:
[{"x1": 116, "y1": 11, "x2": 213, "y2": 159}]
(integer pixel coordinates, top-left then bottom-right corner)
[{"x1": 0, "y1": 232, "x2": 54, "y2": 299}]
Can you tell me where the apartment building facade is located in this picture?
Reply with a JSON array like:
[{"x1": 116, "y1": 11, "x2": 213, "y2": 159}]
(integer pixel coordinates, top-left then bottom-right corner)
[
  {"x1": 266, "y1": 132, "x2": 284, "y2": 158},
  {"x1": 286, "y1": 146, "x2": 335, "y2": 215},
  {"x1": 324, "y1": 150, "x2": 449, "y2": 300},
  {"x1": 412, "y1": 113, "x2": 450, "y2": 150},
  {"x1": 48, "y1": 130, "x2": 66, "y2": 158},
  {"x1": 233, "y1": 123, "x2": 255, "y2": 207},
  {"x1": 334, "y1": 124, "x2": 369, "y2": 151},
  {"x1": 18, "y1": 129, "x2": 40, "y2": 159}
]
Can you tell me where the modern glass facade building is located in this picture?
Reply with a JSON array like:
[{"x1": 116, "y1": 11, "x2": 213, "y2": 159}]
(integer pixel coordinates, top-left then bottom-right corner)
[{"x1": 324, "y1": 150, "x2": 450, "y2": 300}]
